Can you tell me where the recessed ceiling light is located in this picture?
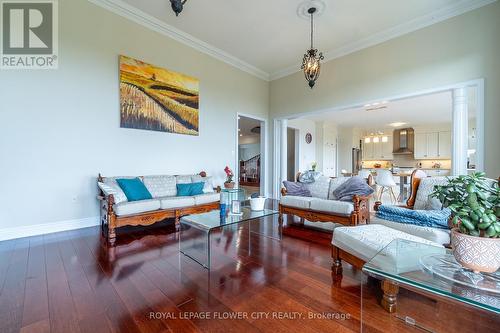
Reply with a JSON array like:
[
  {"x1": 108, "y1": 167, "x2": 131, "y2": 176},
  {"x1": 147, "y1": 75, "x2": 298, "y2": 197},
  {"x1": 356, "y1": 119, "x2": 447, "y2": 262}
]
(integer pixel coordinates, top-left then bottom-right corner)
[
  {"x1": 364, "y1": 104, "x2": 371, "y2": 107},
  {"x1": 239, "y1": 134, "x2": 243, "y2": 137},
  {"x1": 389, "y1": 122, "x2": 407, "y2": 127}
]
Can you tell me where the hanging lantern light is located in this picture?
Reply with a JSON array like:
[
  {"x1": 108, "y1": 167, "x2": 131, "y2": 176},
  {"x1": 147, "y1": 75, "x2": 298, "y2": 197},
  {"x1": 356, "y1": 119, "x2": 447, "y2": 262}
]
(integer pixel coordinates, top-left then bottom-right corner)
[{"x1": 301, "y1": 7, "x2": 324, "y2": 88}]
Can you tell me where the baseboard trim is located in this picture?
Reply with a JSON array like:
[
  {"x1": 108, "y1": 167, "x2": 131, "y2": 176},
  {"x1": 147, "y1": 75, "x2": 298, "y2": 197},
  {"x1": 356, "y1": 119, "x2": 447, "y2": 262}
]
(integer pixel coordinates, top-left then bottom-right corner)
[{"x1": 0, "y1": 216, "x2": 100, "y2": 242}]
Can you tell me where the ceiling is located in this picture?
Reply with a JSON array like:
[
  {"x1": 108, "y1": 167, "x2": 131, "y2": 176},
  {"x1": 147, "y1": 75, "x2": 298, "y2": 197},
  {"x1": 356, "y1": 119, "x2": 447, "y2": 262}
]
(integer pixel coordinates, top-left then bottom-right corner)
[
  {"x1": 239, "y1": 116, "x2": 261, "y2": 139},
  {"x1": 98, "y1": 0, "x2": 495, "y2": 80},
  {"x1": 301, "y1": 89, "x2": 476, "y2": 129}
]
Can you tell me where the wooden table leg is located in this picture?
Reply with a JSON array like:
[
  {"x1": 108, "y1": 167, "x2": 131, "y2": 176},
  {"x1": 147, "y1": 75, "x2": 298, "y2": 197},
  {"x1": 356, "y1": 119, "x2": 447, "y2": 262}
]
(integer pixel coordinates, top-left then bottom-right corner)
[{"x1": 381, "y1": 279, "x2": 399, "y2": 313}]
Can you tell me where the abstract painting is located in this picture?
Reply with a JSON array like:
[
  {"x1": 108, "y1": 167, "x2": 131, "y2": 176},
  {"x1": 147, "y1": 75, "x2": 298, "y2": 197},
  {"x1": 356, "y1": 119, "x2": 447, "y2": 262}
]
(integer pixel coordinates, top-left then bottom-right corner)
[{"x1": 119, "y1": 55, "x2": 199, "y2": 135}]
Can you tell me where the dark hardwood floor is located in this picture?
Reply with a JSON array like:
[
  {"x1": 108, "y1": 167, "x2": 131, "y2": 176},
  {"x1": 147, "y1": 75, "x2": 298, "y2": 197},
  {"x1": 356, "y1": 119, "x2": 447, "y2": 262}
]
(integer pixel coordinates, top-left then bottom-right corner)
[{"x1": 0, "y1": 215, "x2": 497, "y2": 333}]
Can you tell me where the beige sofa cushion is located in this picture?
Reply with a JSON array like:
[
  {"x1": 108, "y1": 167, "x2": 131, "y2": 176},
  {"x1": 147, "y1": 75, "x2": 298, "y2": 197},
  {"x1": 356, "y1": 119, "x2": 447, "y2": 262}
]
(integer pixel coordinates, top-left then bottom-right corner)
[
  {"x1": 143, "y1": 175, "x2": 177, "y2": 198},
  {"x1": 194, "y1": 193, "x2": 220, "y2": 205},
  {"x1": 113, "y1": 199, "x2": 161, "y2": 216},
  {"x1": 370, "y1": 215, "x2": 451, "y2": 245},
  {"x1": 176, "y1": 175, "x2": 193, "y2": 184},
  {"x1": 332, "y1": 225, "x2": 444, "y2": 269},
  {"x1": 310, "y1": 199, "x2": 354, "y2": 216},
  {"x1": 160, "y1": 196, "x2": 195, "y2": 209},
  {"x1": 281, "y1": 196, "x2": 316, "y2": 209},
  {"x1": 304, "y1": 176, "x2": 331, "y2": 199}
]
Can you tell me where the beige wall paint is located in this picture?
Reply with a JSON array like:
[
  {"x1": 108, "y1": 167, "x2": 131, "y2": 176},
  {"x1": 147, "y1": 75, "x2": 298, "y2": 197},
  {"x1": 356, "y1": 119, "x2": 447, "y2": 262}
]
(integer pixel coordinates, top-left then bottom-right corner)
[
  {"x1": 0, "y1": 0, "x2": 268, "y2": 235},
  {"x1": 270, "y1": 1, "x2": 500, "y2": 178}
]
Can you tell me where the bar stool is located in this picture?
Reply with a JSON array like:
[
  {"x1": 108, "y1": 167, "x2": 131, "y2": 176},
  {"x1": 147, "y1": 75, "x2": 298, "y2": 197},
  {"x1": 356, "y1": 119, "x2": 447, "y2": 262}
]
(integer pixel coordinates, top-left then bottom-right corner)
[{"x1": 375, "y1": 169, "x2": 397, "y2": 204}]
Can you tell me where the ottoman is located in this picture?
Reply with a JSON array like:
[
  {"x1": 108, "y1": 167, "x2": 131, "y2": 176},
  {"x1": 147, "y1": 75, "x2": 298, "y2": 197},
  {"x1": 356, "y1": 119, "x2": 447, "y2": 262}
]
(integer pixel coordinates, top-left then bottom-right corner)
[{"x1": 331, "y1": 224, "x2": 444, "y2": 312}]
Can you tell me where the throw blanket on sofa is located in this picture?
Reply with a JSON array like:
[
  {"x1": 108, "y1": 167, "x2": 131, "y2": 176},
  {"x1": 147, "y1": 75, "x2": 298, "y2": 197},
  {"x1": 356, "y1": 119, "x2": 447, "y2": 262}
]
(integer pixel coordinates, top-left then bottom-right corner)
[
  {"x1": 376, "y1": 205, "x2": 451, "y2": 230},
  {"x1": 298, "y1": 171, "x2": 322, "y2": 184}
]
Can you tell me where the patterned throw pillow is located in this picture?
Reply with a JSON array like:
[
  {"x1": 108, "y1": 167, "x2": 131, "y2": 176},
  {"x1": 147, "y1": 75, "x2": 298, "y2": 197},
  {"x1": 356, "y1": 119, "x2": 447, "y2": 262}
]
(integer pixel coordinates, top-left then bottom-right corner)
[
  {"x1": 304, "y1": 176, "x2": 331, "y2": 199},
  {"x1": 414, "y1": 177, "x2": 449, "y2": 210},
  {"x1": 98, "y1": 180, "x2": 127, "y2": 204},
  {"x1": 143, "y1": 175, "x2": 177, "y2": 198},
  {"x1": 192, "y1": 175, "x2": 215, "y2": 193}
]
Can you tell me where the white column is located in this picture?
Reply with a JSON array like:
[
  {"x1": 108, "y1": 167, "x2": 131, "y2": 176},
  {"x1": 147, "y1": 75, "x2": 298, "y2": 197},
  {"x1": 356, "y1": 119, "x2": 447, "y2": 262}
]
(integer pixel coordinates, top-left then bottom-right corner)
[
  {"x1": 280, "y1": 119, "x2": 288, "y2": 185},
  {"x1": 452, "y1": 87, "x2": 468, "y2": 176}
]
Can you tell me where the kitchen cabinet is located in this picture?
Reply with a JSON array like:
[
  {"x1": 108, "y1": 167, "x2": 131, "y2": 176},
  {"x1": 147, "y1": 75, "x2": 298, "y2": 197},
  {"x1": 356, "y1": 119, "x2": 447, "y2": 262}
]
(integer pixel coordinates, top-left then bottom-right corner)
[
  {"x1": 363, "y1": 141, "x2": 374, "y2": 160},
  {"x1": 425, "y1": 169, "x2": 451, "y2": 177},
  {"x1": 415, "y1": 131, "x2": 449, "y2": 159},
  {"x1": 362, "y1": 136, "x2": 392, "y2": 160},
  {"x1": 381, "y1": 136, "x2": 393, "y2": 160},
  {"x1": 438, "y1": 131, "x2": 451, "y2": 158}
]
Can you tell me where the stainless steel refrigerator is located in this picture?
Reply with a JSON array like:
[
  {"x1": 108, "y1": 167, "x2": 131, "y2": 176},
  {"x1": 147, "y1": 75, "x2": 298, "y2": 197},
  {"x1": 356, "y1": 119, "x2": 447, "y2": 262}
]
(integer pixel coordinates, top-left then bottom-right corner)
[{"x1": 352, "y1": 140, "x2": 362, "y2": 174}]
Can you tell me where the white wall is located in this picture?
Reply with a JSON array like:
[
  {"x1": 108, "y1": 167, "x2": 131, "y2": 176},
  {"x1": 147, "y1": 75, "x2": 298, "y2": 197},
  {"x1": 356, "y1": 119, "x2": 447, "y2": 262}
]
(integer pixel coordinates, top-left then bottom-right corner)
[
  {"x1": 287, "y1": 119, "x2": 316, "y2": 172},
  {"x1": 0, "y1": 0, "x2": 268, "y2": 238},
  {"x1": 270, "y1": 1, "x2": 500, "y2": 179}
]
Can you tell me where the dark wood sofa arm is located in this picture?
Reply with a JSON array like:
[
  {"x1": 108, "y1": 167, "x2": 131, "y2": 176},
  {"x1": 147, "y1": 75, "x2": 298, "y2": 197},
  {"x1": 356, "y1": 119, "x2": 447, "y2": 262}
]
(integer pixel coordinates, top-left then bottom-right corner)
[{"x1": 352, "y1": 195, "x2": 371, "y2": 224}]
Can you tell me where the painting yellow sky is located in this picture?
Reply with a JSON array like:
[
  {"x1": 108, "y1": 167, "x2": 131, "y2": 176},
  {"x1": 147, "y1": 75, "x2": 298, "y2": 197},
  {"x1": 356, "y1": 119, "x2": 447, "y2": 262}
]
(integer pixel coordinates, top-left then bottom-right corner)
[{"x1": 119, "y1": 55, "x2": 199, "y2": 94}]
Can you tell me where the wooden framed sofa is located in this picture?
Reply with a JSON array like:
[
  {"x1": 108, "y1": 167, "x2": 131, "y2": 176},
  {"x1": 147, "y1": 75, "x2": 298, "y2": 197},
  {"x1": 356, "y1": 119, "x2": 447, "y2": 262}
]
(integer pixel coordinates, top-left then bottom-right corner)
[
  {"x1": 331, "y1": 171, "x2": 499, "y2": 312},
  {"x1": 97, "y1": 172, "x2": 221, "y2": 245},
  {"x1": 332, "y1": 170, "x2": 450, "y2": 276},
  {"x1": 279, "y1": 175, "x2": 372, "y2": 227}
]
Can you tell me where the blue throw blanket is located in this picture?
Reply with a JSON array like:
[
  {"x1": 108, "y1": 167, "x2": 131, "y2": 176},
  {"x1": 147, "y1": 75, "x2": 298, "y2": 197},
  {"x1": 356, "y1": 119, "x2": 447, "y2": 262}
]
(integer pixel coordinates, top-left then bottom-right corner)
[{"x1": 376, "y1": 205, "x2": 451, "y2": 229}]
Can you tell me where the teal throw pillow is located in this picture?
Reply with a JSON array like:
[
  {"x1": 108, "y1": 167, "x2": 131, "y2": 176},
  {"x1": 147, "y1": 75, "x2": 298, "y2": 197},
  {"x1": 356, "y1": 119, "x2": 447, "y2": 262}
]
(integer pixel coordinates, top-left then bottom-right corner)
[
  {"x1": 190, "y1": 182, "x2": 204, "y2": 195},
  {"x1": 116, "y1": 178, "x2": 153, "y2": 202},
  {"x1": 177, "y1": 182, "x2": 205, "y2": 196}
]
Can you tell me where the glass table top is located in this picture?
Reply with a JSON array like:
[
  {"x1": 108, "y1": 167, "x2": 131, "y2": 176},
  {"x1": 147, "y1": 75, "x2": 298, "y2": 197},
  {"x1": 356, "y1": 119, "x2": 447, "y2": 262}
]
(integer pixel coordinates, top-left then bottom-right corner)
[
  {"x1": 363, "y1": 239, "x2": 500, "y2": 314},
  {"x1": 180, "y1": 207, "x2": 278, "y2": 231}
]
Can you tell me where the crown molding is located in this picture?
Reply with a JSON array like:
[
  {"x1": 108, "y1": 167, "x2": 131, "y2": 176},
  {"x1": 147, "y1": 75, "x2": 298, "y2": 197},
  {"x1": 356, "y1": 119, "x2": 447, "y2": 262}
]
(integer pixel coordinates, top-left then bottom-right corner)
[
  {"x1": 88, "y1": 0, "x2": 496, "y2": 83},
  {"x1": 270, "y1": 0, "x2": 497, "y2": 81},
  {"x1": 87, "y1": 0, "x2": 270, "y2": 81}
]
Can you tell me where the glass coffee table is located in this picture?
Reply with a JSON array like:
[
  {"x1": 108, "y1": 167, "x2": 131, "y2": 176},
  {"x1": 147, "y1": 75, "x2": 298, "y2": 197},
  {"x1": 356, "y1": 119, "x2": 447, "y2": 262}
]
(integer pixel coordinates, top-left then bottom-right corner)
[
  {"x1": 179, "y1": 207, "x2": 279, "y2": 269},
  {"x1": 361, "y1": 239, "x2": 500, "y2": 332}
]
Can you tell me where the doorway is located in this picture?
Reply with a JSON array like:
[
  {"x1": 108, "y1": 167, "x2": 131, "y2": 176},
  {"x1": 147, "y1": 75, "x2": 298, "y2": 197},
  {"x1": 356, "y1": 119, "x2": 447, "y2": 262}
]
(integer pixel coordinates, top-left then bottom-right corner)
[
  {"x1": 273, "y1": 79, "x2": 485, "y2": 198},
  {"x1": 237, "y1": 114, "x2": 267, "y2": 197}
]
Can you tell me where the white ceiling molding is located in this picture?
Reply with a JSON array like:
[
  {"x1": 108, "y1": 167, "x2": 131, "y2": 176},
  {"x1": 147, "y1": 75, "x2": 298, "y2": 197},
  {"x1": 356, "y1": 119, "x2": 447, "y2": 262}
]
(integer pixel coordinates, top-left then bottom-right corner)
[
  {"x1": 88, "y1": 0, "x2": 496, "y2": 82},
  {"x1": 270, "y1": 0, "x2": 497, "y2": 81},
  {"x1": 87, "y1": 0, "x2": 270, "y2": 81}
]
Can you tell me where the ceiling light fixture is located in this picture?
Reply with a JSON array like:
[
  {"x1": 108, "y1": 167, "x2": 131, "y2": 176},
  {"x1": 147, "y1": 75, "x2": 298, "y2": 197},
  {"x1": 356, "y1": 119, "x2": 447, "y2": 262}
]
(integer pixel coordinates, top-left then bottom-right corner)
[
  {"x1": 301, "y1": 7, "x2": 324, "y2": 89},
  {"x1": 389, "y1": 122, "x2": 407, "y2": 127},
  {"x1": 170, "y1": 0, "x2": 187, "y2": 17}
]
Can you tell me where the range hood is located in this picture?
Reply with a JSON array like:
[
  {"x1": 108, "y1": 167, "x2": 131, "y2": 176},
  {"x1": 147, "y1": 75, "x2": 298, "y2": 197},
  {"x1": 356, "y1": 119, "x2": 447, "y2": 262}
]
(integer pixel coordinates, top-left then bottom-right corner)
[{"x1": 393, "y1": 128, "x2": 414, "y2": 155}]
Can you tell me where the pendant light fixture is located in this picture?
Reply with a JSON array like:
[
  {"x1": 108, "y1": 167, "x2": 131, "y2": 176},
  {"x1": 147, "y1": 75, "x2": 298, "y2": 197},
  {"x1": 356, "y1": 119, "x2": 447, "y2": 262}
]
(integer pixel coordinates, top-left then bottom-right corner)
[
  {"x1": 170, "y1": 0, "x2": 188, "y2": 17},
  {"x1": 301, "y1": 7, "x2": 324, "y2": 89}
]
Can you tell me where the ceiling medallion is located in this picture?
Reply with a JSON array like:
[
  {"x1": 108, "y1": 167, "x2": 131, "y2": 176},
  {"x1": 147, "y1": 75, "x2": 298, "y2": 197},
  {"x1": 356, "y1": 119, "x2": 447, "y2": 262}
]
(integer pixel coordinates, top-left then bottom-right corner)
[
  {"x1": 297, "y1": 0, "x2": 326, "y2": 20},
  {"x1": 301, "y1": 7, "x2": 324, "y2": 89},
  {"x1": 170, "y1": 0, "x2": 188, "y2": 17}
]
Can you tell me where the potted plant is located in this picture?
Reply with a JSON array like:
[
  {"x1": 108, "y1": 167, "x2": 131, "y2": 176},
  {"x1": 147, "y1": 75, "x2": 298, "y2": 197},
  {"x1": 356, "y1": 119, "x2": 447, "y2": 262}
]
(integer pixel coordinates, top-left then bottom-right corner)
[
  {"x1": 224, "y1": 166, "x2": 235, "y2": 189},
  {"x1": 311, "y1": 161, "x2": 317, "y2": 171},
  {"x1": 431, "y1": 172, "x2": 500, "y2": 273}
]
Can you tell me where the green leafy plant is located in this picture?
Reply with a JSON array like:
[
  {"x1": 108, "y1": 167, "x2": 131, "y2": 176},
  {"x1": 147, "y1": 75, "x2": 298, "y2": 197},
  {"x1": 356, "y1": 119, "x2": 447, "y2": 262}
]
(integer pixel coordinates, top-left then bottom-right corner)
[{"x1": 431, "y1": 172, "x2": 500, "y2": 238}]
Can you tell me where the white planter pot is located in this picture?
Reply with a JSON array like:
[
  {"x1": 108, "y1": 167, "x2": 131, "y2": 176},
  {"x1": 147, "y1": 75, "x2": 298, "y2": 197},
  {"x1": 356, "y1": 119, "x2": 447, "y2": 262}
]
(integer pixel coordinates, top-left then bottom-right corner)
[
  {"x1": 451, "y1": 228, "x2": 500, "y2": 273},
  {"x1": 250, "y1": 197, "x2": 266, "y2": 211}
]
